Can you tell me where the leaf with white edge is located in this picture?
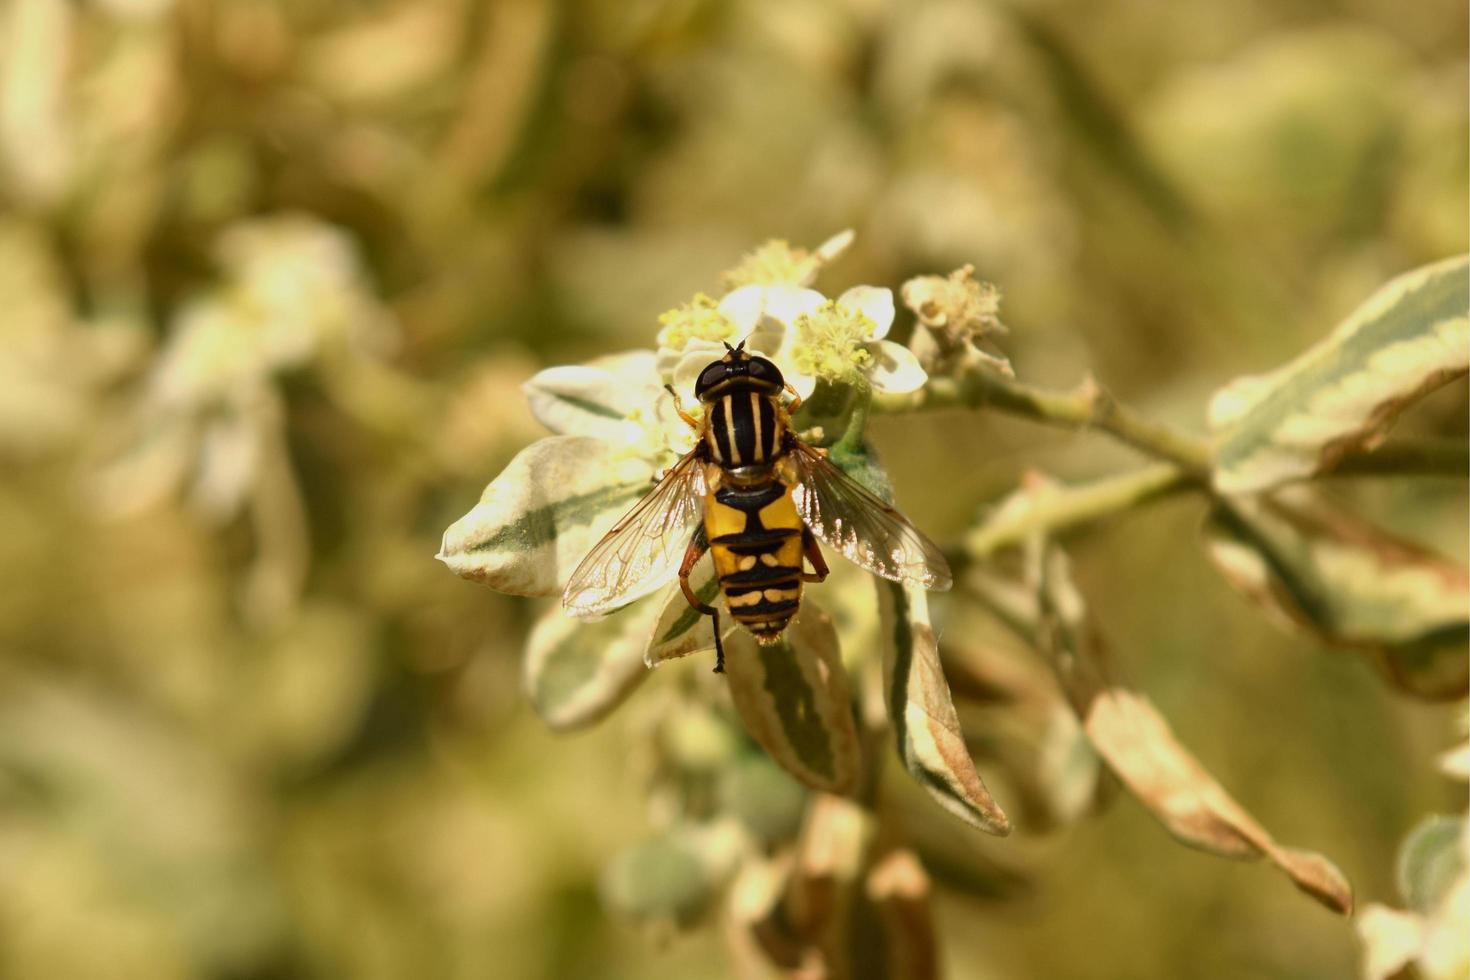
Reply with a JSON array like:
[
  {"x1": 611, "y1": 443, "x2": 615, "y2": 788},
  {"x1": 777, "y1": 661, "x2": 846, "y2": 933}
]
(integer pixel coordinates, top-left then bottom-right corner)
[
  {"x1": 437, "y1": 435, "x2": 655, "y2": 596},
  {"x1": 1205, "y1": 492, "x2": 1468, "y2": 699},
  {"x1": 644, "y1": 556, "x2": 734, "y2": 667},
  {"x1": 1013, "y1": 541, "x2": 1353, "y2": 913},
  {"x1": 1397, "y1": 815, "x2": 1466, "y2": 916},
  {"x1": 961, "y1": 500, "x2": 1355, "y2": 913},
  {"x1": 878, "y1": 581, "x2": 1011, "y2": 835},
  {"x1": 523, "y1": 599, "x2": 657, "y2": 731},
  {"x1": 521, "y1": 350, "x2": 660, "y2": 443},
  {"x1": 1210, "y1": 255, "x2": 1469, "y2": 493},
  {"x1": 1082, "y1": 687, "x2": 1354, "y2": 912},
  {"x1": 724, "y1": 605, "x2": 862, "y2": 795}
]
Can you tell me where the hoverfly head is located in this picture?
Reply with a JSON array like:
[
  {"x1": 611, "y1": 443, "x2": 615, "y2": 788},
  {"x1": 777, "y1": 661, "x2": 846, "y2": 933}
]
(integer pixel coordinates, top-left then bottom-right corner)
[{"x1": 694, "y1": 342, "x2": 783, "y2": 401}]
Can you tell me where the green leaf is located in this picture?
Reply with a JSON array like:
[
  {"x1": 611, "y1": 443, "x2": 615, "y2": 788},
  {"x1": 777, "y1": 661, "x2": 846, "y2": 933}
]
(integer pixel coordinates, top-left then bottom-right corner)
[
  {"x1": 878, "y1": 581, "x2": 1011, "y2": 835},
  {"x1": 1397, "y1": 815, "x2": 1466, "y2": 916},
  {"x1": 1205, "y1": 492, "x2": 1468, "y2": 699},
  {"x1": 724, "y1": 604, "x2": 862, "y2": 795},
  {"x1": 437, "y1": 435, "x2": 654, "y2": 597},
  {"x1": 1210, "y1": 255, "x2": 1469, "y2": 494},
  {"x1": 522, "y1": 599, "x2": 657, "y2": 731}
]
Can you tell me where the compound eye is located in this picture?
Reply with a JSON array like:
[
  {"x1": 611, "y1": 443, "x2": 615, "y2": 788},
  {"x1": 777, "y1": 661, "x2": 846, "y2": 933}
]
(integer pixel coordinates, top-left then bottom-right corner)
[
  {"x1": 695, "y1": 361, "x2": 728, "y2": 397},
  {"x1": 747, "y1": 356, "x2": 783, "y2": 386}
]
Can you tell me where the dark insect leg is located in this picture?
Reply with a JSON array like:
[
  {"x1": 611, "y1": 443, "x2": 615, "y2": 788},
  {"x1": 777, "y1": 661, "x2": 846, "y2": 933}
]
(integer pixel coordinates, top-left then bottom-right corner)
[
  {"x1": 679, "y1": 530, "x2": 726, "y2": 673},
  {"x1": 800, "y1": 528, "x2": 829, "y2": 584},
  {"x1": 664, "y1": 384, "x2": 701, "y2": 431}
]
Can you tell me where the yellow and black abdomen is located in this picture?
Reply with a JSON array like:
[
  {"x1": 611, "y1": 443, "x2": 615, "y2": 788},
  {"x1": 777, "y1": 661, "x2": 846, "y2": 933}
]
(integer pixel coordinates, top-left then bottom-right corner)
[{"x1": 704, "y1": 480, "x2": 804, "y2": 643}]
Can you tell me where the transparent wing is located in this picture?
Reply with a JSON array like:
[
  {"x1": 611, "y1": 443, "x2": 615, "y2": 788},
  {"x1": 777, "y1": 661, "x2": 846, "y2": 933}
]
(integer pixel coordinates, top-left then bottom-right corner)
[
  {"x1": 562, "y1": 450, "x2": 705, "y2": 616},
  {"x1": 789, "y1": 442, "x2": 952, "y2": 591}
]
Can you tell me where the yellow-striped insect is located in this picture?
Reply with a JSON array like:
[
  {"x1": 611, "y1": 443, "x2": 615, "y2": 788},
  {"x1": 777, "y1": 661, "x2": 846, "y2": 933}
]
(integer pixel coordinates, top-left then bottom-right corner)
[{"x1": 562, "y1": 343, "x2": 951, "y2": 671}]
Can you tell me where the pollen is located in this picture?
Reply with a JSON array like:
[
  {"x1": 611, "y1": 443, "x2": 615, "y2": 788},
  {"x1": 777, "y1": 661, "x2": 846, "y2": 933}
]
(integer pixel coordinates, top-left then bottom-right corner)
[
  {"x1": 790, "y1": 300, "x2": 875, "y2": 383},
  {"x1": 655, "y1": 293, "x2": 738, "y2": 350}
]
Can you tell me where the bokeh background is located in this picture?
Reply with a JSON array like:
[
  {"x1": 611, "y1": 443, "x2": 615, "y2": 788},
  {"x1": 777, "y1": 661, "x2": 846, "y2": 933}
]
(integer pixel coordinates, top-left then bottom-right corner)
[{"x1": 0, "y1": 0, "x2": 1466, "y2": 977}]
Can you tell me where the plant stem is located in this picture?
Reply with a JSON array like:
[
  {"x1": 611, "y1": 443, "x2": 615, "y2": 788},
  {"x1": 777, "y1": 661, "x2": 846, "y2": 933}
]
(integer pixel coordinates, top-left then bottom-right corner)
[
  {"x1": 964, "y1": 464, "x2": 1189, "y2": 557},
  {"x1": 833, "y1": 380, "x2": 873, "y2": 457},
  {"x1": 885, "y1": 370, "x2": 1467, "y2": 481},
  {"x1": 898, "y1": 371, "x2": 1213, "y2": 476}
]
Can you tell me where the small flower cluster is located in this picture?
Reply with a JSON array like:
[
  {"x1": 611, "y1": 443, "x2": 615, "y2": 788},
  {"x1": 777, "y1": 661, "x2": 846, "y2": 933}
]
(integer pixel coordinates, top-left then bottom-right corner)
[{"x1": 656, "y1": 232, "x2": 929, "y2": 402}]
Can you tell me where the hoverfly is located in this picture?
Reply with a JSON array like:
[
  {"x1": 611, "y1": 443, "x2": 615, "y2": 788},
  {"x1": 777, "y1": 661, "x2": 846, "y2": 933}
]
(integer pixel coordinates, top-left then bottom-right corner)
[{"x1": 562, "y1": 342, "x2": 952, "y2": 672}]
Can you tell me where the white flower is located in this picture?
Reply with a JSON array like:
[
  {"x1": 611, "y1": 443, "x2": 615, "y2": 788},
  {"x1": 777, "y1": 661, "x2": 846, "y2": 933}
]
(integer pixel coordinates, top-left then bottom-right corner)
[
  {"x1": 656, "y1": 282, "x2": 928, "y2": 403},
  {"x1": 650, "y1": 230, "x2": 927, "y2": 403}
]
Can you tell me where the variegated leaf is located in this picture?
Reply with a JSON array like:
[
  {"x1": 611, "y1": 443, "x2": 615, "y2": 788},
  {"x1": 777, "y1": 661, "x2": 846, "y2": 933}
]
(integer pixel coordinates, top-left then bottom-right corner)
[
  {"x1": 878, "y1": 581, "x2": 1011, "y2": 835},
  {"x1": 724, "y1": 605, "x2": 862, "y2": 795},
  {"x1": 1205, "y1": 492, "x2": 1468, "y2": 699},
  {"x1": 644, "y1": 556, "x2": 731, "y2": 667},
  {"x1": 1082, "y1": 686, "x2": 1353, "y2": 913},
  {"x1": 1210, "y1": 255, "x2": 1469, "y2": 493},
  {"x1": 437, "y1": 435, "x2": 654, "y2": 597},
  {"x1": 523, "y1": 599, "x2": 657, "y2": 730},
  {"x1": 962, "y1": 496, "x2": 1355, "y2": 915},
  {"x1": 1014, "y1": 543, "x2": 1354, "y2": 914},
  {"x1": 522, "y1": 350, "x2": 661, "y2": 443}
]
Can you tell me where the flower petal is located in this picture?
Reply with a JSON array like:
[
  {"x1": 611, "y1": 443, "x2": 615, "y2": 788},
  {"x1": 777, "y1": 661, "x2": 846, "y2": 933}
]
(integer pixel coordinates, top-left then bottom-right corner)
[
  {"x1": 669, "y1": 343, "x2": 727, "y2": 398},
  {"x1": 724, "y1": 604, "x2": 862, "y2": 795},
  {"x1": 437, "y1": 435, "x2": 656, "y2": 597},
  {"x1": 838, "y1": 285, "x2": 895, "y2": 340},
  {"x1": 718, "y1": 284, "x2": 825, "y2": 336},
  {"x1": 524, "y1": 600, "x2": 655, "y2": 730},
  {"x1": 866, "y1": 340, "x2": 929, "y2": 395}
]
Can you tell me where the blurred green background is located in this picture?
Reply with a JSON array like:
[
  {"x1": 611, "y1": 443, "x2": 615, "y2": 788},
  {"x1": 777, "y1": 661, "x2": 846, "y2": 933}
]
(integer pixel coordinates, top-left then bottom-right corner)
[{"x1": 0, "y1": 0, "x2": 1465, "y2": 977}]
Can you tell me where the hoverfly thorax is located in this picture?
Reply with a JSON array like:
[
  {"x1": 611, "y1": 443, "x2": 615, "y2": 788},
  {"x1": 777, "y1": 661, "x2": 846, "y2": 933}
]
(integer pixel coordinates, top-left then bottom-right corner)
[{"x1": 695, "y1": 345, "x2": 787, "y2": 471}]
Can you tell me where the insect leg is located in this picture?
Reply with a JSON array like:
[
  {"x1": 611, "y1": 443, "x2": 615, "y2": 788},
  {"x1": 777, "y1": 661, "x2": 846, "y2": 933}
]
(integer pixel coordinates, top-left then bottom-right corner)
[
  {"x1": 678, "y1": 530, "x2": 727, "y2": 673},
  {"x1": 800, "y1": 527, "x2": 829, "y2": 584},
  {"x1": 783, "y1": 383, "x2": 803, "y2": 414},
  {"x1": 664, "y1": 384, "x2": 702, "y2": 430}
]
